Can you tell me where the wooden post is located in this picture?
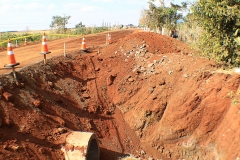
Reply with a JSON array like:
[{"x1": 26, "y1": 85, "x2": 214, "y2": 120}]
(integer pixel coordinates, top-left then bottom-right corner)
[
  {"x1": 44, "y1": 54, "x2": 46, "y2": 65},
  {"x1": 12, "y1": 67, "x2": 17, "y2": 80}
]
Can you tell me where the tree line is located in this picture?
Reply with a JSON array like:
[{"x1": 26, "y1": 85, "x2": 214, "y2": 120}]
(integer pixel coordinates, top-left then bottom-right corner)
[
  {"x1": 139, "y1": 0, "x2": 240, "y2": 67},
  {"x1": 49, "y1": 15, "x2": 109, "y2": 36}
]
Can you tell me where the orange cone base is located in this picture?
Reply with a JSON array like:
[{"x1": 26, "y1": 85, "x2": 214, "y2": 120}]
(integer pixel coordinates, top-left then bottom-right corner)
[
  {"x1": 39, "y1": 51, "x2": 51, "y2": 54},
  {"x1": 80, "y1": 48, "x2": 88, "y2": 52},
  {"x1": 4, "y1": 62, "x2": 20, "y2": 68}
]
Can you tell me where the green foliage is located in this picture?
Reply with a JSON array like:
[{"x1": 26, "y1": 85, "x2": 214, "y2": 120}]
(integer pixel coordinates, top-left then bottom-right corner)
[
  {"x1": 0, "y1": 32, "x2": 41, "y2": 48},
  {"x1": 192, "y1": 0, "x2": 240, "y2": 66},
  {"x1": 75, "y1": 22, "x2": 85, "y2": 28},
  {"x1": 50, "y1": 15, "x2": 71, "y2": 34},
  {"x1": 139, "y1": 0, "x2": 187, "y2": 31},
  {"x1": 72, "y1": 27, "x2": 108, "y2": 35}
]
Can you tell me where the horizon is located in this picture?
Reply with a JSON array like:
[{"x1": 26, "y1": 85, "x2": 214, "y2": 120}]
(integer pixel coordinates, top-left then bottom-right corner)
[{"x1": 0, "y1": 0, "x2": 194, "y2": 32}]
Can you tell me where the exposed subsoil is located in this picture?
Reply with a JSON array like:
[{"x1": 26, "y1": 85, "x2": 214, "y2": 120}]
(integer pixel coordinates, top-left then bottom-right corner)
[{"x1": 0, "y1": 29, "x2": 240, "y2": 160}]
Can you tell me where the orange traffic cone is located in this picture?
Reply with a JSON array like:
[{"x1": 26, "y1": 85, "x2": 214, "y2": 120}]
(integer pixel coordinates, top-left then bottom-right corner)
[
  {"x1": 108, "y1": 33, "x2": 112, "y2": 44},
  {"x1": 40, "y1": 33, "x2": 51, "y2": 54},
  {"x1": 39, "y1": 33, "x2": 51, "y2": 65},
  {"x1": 4, "y1": 39, "x2": 20, "y2": 67},
  {"x1": 81, "y1": 37, "x2": 87, "y2": 51},
  {"x1": 24, "y1": 38, "x2": 28, "y2": 45}
]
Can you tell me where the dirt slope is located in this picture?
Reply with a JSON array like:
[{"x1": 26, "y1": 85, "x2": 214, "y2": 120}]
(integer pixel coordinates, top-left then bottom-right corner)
[{"x1": 0, "y1": 30, "x2": 240, "y2": 160}]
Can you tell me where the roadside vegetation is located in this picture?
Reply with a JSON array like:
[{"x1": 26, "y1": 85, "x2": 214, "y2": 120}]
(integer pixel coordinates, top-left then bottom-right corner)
[
  {"x1": 0, "y1": 15, "x2": 110, "y2": 48},
  {"x1": 139, "y1": 0, "x2": 240, "y2": 67}
]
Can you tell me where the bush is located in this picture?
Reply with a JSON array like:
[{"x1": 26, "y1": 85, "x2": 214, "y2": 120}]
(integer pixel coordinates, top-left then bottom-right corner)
[{"x1": 193, "y1": 0, "x2": 240, "y2": 66}]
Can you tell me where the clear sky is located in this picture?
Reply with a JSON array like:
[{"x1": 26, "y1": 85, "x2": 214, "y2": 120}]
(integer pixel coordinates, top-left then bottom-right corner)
[{"x1": 0, "y1": 0, "x2": 193, "y2": 32}]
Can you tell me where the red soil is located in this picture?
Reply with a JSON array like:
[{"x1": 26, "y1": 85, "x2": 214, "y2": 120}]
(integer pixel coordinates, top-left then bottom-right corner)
[{"x1": 0, "y1": 29, "x2": 239, "y2": 160}]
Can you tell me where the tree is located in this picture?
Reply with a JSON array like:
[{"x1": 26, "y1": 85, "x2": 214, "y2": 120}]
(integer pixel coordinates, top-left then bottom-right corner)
[
  {"x1": 192, "y1": 0, "x2": 240, "y2": 66},
  {"x1": 139, "y1": 0, "x2": 187, "y2": 32},
  {"x1": 50, "y1": 15, "x2": 71, "y2": 34},
  {"x1": 75, "y1": 22, "x2": 85, "y2": 28}
]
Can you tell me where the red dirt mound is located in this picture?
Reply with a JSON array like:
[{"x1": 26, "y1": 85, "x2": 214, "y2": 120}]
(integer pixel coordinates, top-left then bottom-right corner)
[{"x1": 0, "y1": 30, "x2": 240, "y2": 160}]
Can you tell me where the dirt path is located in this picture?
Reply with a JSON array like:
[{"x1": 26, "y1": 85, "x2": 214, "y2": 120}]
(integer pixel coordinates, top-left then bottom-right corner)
[{"x1": 0, "y1": 30, "x2": 134, "y2": 75}]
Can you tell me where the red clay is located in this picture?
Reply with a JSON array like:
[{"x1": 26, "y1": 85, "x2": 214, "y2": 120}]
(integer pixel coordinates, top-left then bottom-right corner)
[{"x1": 0, "y1": 29, "x2": 239, "y2": 160}]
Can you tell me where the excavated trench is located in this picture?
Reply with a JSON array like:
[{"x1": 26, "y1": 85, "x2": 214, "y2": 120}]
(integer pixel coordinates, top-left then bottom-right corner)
[{"x1": 0, "y1": 32, "x2": 240, "y2": 160}]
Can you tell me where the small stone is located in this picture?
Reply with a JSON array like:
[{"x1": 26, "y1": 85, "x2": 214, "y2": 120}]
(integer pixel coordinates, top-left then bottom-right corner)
[
  {"x1": 149, "y1": 87, "x2": 154, "y2": 94},
  {"x1": 3, "y1": 118, "x2": 13, "y2": 128},
  {"x1": 38, "y1": 148, "x2": 45, "y2": 154},
  {"x1": 10, "y1": 144, "x2": 19, "y2": 151},
  {"x1": 82, "y1": 93, "x2": 90, "y2": 99},
  {"x1": 148, "y1": 63, "x2": 154, "y2": 68},
  {"x1": 48, "y1": 81, "x2": 54, "y2": 88},
  {"x1": 32, "y1": 100, "x2": 41, "y2": 108},
  {"x1": 128, "y1": 78, "x2": 134, "y2": 82},
  {"x1": 107, "y1": 75, "x2": 117, "y2": 86},
  {"x1": 153, "y1": 60, "x2": 160, "y2": 64},
  {"x1": 176, "y1": 66, "x2": 182, "y2": 72},
  {"x1": 95, "y1": 67, "x2": 100, "y2": 71},
  {"x1": 140, "y1": 150, "x2": 146, "y2": 155},
  {"x1": 184, "y1": 74, "x2": 188, "y2": 78},
  {"x1": 3, "y1": 92, "x2": 13, "y2": 102},
  {"x1": 81, "y1": 86, "x2": 87, "y2": 92},
  {"x1": 159, "y1": 79, "x2": 165, "y2": 86}
]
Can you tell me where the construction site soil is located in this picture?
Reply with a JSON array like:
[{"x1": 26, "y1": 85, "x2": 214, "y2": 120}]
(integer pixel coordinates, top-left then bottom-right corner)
[{"x1": 0, "y1": 29, "x2": 240, "y2": 160}]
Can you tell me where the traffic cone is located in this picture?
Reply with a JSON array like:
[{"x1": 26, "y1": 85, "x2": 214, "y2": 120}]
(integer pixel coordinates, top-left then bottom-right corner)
[
  {"x1": 108, "y1": 33, "x2": 112, "y2": 44},
  {"x1": 40, "y1": 33, "x2": 51, "y2": 54},
  {"x1": 24, "y1": 38, "x2": 28, "y2": 45},
  {"x1": 81, "y1": 37, "x2": 87, "y2": 51},
  {"x1": 4, "y1": 39, "x2": 20, "y2": 67}
]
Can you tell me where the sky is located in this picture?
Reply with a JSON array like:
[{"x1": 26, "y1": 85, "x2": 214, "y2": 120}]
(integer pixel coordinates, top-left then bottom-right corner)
[{"x1": 0, "y1": 0, "x2": 194, "y2": 32}]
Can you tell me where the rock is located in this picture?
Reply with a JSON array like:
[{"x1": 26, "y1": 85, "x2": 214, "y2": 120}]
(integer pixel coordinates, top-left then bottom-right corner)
[
  {"x1": 149, "y1": 87, "x2": 154, "y2": 94},
  {"x1": 128, "y1": 77, "x2": 134, "y2": 82},
  {"x1": 107, "y1": 75, "x2": 117, "y2": 86},
  {"x1": 38, "y1": 148, "x2": 46, "y2": 154},
  {"x1": 184, "y1": 74, "x2": 189, "y2": 78},
  {"x1": 48, "y1": 81, "x2": 54, "y2": 88},
  {"x1": 55, "y1": 117, "x2": 65, "y2": 126},
  {"x1": 140, "y1": 150, "x2": 146, "y2": 155},
  {"x1": 153, "y1": 60, "x2": 160, "y2": 64},
  {"x1": 168, "y1": 71, "x2": 173, "y2": 75},
  {"x1": 3, "y1": 92, "x2": 13, "y2": 102},
  {"x1": 81, "y1": 86, "x2": 87, "y2": 92},
  {"x1": 0, "y1": 118, "x2": 2, "y2": 127},
  {"x1": 176, "y1": 66, "x2": 182, "y2": 72},
  {"x1": 9, "y1": 144, "x2": 19, "y2": 151},
  {"x1": 140, "y1": 67, "x2": 146, "y2": 72},
  {"x1": 54, "y1": 127, "x2": 67, "y2": 135},
  {"x1": 148, "y1": 63, "x2": 154, "y2": 68},
  {"x1": 95, "y1": 67, "x2": 100, "y2": 71},
  {"x1": 159, "y1": 79, "x2": 166, "y2": 86},
  {"x1": 32, "y1": 100, "x2": 41, "y2": 108},
  {"x1": 82, "y1": 93, "x2": 90, "y2": 99},
  {"x1": 3, "y1": 118, "x2": 13, "y2": 128}
]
